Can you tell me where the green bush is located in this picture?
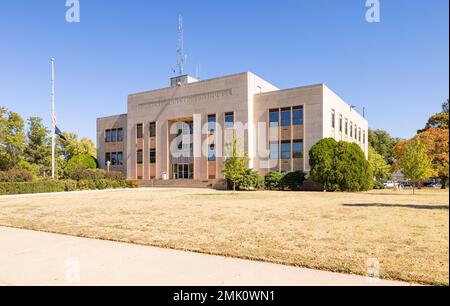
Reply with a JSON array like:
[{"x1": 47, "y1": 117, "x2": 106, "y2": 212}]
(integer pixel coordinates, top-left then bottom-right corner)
[
  {"x1": 0, "y1": 169, "x2": 34, "y2": 183},
  {"x1": 233, "y1": 169, "x2": 265, "y2": 191},
  {"x1": 310, "y1": 138, "x2": 373, "y2": 192},
  {"x1": 281, "y1": 171, "x2": 306, "y2": 191},
  {"x1": 0, "y1": 180, "x2": 66, "y2": 195},
  {"x1": 105, "y1": 171, "x2": 126, "y2": 181},
  {"x1": 265, "y1": 172, "x2": 285, "y2": 190},
  {"x1": 64, "y1": 154, "x2": 97, "y2": 178},
  {"x1": 70, "y1": 168, "x2": 106, "y2": 180}
]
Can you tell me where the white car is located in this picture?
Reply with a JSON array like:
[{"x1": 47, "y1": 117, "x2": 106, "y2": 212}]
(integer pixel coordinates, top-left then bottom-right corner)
[{"x1": 383, "y1": 181, "x2": 395, "y2": 188}]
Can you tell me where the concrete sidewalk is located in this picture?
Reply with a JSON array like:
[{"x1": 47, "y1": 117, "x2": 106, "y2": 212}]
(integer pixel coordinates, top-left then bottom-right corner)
[{"x1": 0, "y1": 227, "x2": 411, "y2": 286}]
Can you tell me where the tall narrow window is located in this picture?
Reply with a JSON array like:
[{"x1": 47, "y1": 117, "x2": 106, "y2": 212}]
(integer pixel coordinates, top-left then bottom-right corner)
[
  {"x1": 117, "y1": 152, "x2": 124, "y2": 166},
  {"x1": 363, "y1": 131, "x2": 366, "y2": 145},
  {"x1": 225, "y1": 112, "x2": 234, "y2": 129},
  {"x1": 269, "y1": 142, "x2": 279, "y2": 159},
  {"x1": 339, "y1": 115, "x2": 343, "y2": 133},
  {"x1": 355, "y1": 125, "x2": 358, "y2": 139},
  {"x1": 208, "y1": 144, "x2": 216, "y2": 161},
  {"x1": 293, "y1": 106, "x2": 304, "y2": 125},
  {"x1": 269, "y1": 109, "x2": 279, "y2": 128},
  {"x1": 208, "y1": 115, "x2": 216, "y2": 133},
  {"x1": 149, "y1": 149, "x2": 156, "y2": 164},
  {"x1": 105, "y1": 153, "x2": 111, "y2": 165},
  {"x1": 137, "y1": 124, "x2": 143, "y2": 139},
  {"x1": 281, "y1": 108, "x2": 291, "y2": 127},
  {"x1": 111, "y1": 152, "x2": 117, "y2": 166},
  {"x1": 117, "y1": 128, "x2": 123, "y2": 142},
  {"x1": 331, "y1": 110, "x2": 336, "y2": 129},
  {"x1": 149, "y1": 122, "x2": 156, "y2": 138},
  {"x1": 111, "y1": 129, "x2": 117, "y2": 142},
  {"x1": 281, "y1": 141, "x2": 291, "y2": 160},
  {"x1": 350, "y1": 122, "x2": 353, "y2": 138},
  {"x1": 345, "y1": 119, "x2": 348, "y2": 135},
  {"x1": 137, "y1": 149, "x2": 143, "y2": 164},
  {"x1": 293, "y1": 140, "x2": 304, "y2": 159},
  {"x1": 105, "y1": 129, "x2": 111, "y2": 143},
  {"x1": 359, "y1": 128, "x2": 362, "y2": 142}
]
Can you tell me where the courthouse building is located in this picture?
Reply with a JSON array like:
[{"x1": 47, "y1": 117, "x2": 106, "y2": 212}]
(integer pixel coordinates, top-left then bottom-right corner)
[{"x1": 97, "y1": 72, "x2": 368, "y2": 182}]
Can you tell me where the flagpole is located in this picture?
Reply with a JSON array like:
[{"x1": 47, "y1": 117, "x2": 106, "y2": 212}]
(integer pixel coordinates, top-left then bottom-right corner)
[{"x1": 51, "y1": 58, "x2": 55, "y2": 179}]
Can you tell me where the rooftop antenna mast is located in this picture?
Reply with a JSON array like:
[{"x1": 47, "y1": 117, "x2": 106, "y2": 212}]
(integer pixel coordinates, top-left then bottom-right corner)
[{"x1": 177, "y1": 14, "x2": 187, "y2": 76}]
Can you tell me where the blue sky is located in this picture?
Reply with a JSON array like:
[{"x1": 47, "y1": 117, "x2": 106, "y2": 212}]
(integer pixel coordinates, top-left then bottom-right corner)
[{"x1": 0, "y1": 0, "x2": 448, "y2": 142}]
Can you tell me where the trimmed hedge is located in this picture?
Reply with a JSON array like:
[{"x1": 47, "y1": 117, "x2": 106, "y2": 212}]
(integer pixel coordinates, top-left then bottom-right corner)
[
  {"x1": 0, "y1": 179, "x2": 132, "y2": 196},
  {"x1": 265, "y1": 171, "x2": 306, "y2": 191},
  {"x1": 0, "y1": 169, "x2": 34, "y2": 183}
]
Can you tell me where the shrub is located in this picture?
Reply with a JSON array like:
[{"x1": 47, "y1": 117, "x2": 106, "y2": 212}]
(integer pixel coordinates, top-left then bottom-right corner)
[
  {"x1": 0, "y1": 180, "x2": 66, "y2": 195},
  {"x1": 105, "y1": 171, "x2": 126, "y2": 181},
  {"x1": 64, "y1": 179, "x2": 78, "y2": 192},
  {"x1": 265, "y1": 172, "x2": 285, "y2": 190},
  {"x1": 128, "y1": 180, "x2": 140, "y2": 188},
  {"x1": 77, "y1": 179, "x2": 97, "y2": 190},
  {"x1": 0, "y1": 169, "x2": 33, "y2": 183},
  {"x1": 64, "y1": 154, "x2": 97, "y2": 178},
  {"x1": 70, "y1": 168, "x2": 106, "y2": 180},
  {"x1": 281, "y1": 171, "x2": 306, "y2": 191},
  {"x1": 310, "y1": 138, "x2": 373, "y2": 192},
  {"x1": 233, "y1": 169, "x2": 265, "y2": 191}
]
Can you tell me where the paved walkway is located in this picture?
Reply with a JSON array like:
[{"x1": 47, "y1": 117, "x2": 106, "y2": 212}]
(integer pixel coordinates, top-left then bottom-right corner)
[{"x1": 0, "y1": 227, "x2": 411, "y2": 286}]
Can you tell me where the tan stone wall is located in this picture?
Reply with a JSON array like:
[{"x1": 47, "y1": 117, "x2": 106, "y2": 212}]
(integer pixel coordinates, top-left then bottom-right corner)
[{"x1": 96, "y1": 114, "x2": 127, "y2": 174}]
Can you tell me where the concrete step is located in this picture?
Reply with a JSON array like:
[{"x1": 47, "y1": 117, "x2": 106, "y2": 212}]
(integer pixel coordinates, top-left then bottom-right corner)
[{"x1": 138, "y1": 179, "x2": 227, "y2": 190}]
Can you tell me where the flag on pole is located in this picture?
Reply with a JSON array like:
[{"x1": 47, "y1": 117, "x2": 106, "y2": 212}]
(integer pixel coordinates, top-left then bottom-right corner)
[{"x1": 55, "y1": 126, "x2": 67, "y2": 141}]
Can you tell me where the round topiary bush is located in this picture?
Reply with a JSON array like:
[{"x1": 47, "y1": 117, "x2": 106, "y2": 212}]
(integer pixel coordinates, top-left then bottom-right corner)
[
  {"x1": 281, "y1": 171, "x2": 306, "y2": 191},
  {"x1": 64, "y1": 154, "x2": 97, "y2": 179},
  {"x1": 309, "y1": 138, "x2": 372, "y2": 192},
  {"x1": 265, "y1": 172, "x2": 285, "y2": 190}
]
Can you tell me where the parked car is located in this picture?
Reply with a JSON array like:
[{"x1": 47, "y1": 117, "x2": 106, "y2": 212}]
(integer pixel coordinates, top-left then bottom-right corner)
[
  {"x1": 400, "y1": 182, "x2": 413, "y2": 188},
  {"x1": 424, "y1": 182, "x2": 442, "y2": 189},
  {"x1": 383, "y1": 181, "x2": 395, "y2": 188}
]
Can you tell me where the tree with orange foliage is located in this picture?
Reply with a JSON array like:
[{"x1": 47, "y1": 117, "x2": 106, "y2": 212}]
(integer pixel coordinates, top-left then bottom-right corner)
[{"x1": 417, "y1": 128, "x2": 449, "y2": 189}]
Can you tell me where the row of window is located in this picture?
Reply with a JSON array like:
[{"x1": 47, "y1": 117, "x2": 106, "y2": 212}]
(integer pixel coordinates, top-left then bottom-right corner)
[
  {"x1": 105, "y1": 152, "x2": 124, "y2": 166},
  {"x1": 137, "y1": 122, "x2": 157, "y2": 139},
  {"x1": 136, "y1": 149, "x2": 157, "y2": 165},
  {"x1": 207, "y1": 112, "x2": 235, "y2": 133},
  {"x1": 331, "y1": 110, "x2": 366, "y2": 145},
  {"x1": 270, "y1": 106, "x2": 304, "y2": 128},
  {"x1": 105, "y1": 128, "x2": 124, "y2": 143},
  {"x1": 270, "y1": 140, "x2": 304, "y2": 160}
]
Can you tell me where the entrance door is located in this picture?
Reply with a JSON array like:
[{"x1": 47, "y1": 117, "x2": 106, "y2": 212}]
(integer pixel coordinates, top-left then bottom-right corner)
[{"x1": 172, "y1": 163, "x2": 194, "y2": 180}]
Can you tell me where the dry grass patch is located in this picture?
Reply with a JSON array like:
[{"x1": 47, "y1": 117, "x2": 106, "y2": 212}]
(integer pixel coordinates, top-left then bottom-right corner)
[{"x1": 0, "y1": 188, "x2": 448, "y2": 285}]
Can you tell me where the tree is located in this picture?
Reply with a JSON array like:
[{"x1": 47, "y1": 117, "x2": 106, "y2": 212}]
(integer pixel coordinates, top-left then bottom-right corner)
[
  {"x1": 24, "y1": 117, "x2": 51, "y2": 176},
  {"x1": 58, "y1": 132, "x2": 96, "y2": 160},
  {"x1": 0, "y1": 107, "x2": 26, "y2": 171},
  {"x1": 369, "y1": 146, "x2": 391, "y2": 187},
  {"x1": 368, "y1": 129, "x2": 399, "y2": 164},
  {"x1": 398, "y1": 139, "x2": 433, "y2": 194},
  {"x1": 222, "y1": 135, "x2": 249, "y2": 192},
  {"x1": 417, "y1": 128, "x2": 449, "y2": 189},
  {"x1": 310, "y1": 138, "x2": 372, "y2": 192},
  {"x1": 420, "y1": 99, "x2": 449, "y2": 132}
]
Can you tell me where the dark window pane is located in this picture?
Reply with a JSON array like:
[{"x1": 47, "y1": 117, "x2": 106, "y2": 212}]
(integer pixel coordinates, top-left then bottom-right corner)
[
  {"x1": 293, "y1": 106, "x2": 303, "y2": 125},
  {"x1": 137, "y1": 149, "x2": 143, "y2": 164},
  {"x1": 117, "y1": 128, "x2": 123, "y2": 142},
  {"x1": 111, "y1": 129, "x2": 117, "y2": 142},
  {"x1": 331, "y1": 111, "x2": 335, "y2": 129},
  {"x1": 111, "y1": 153, "x2": 117, "y2": 166},
  {"x1": 269, "y1": 142, "x2": 279, "y2": 159},
  {"x1": 137, "y1": 124, "x2": 143, "y2": 139},
  {"x1": 281, "y1": 108, "x2": 291, "y2": 127},
  {"x1": 117, "y1": 152, "x2": 123, "y2": 165},
  {"x1": 225, "y1": 112, "x2": 234, "y2": 129},
  {"x1": 269, "y1": 109, "x2": 279, "y2": 128},
  {"x1": 208, "y1": 115, "x2": 216, "y2": 133},
  {"x1": 105, "y1": 130, "x2": 111, "y2": 143},
  {"x1": 149, "y1": 122, "x2": 156, "y2": 138},
  {"x1": 350, "y1": 123, "x2": 353, "y2": 137},
  {"x1": 208, "y1": 144, "x2": 216, "y2": 161},
  {"x1": 149, "y1": 149, "x2": 156, "y2": 164},
  {"x1": 281, "y1": 141, "x2": 291, "y2": 159},
  {"x1": 105, "y1": 153, "x2": 111, "y2": 165},
  {"x1": 293, "y1": 140, "x2": 303, "y2": 159},
  {"x1": 339, "y1": 115, "x2": 343, "y2": 132}
]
